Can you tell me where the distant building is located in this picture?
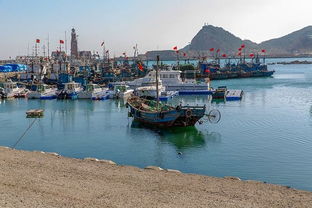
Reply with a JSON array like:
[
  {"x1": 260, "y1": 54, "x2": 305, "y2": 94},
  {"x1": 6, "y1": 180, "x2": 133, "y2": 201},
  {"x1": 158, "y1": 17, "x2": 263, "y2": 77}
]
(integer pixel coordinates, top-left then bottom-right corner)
[
  {"x1": 71, "y1": 28, "x2": 78, "y2": 58},
  {"x1": 51, "y1": 51, "x2": 66, "y2": 59},
  {"x1": 79, "y1": 51, "x2": 92, "y2": 59}
]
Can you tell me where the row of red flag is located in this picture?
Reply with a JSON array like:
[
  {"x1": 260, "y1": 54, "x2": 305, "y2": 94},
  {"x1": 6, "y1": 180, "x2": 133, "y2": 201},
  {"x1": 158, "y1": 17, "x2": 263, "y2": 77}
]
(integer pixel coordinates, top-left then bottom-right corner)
[
  {"x1": 173, "y1": 45, "x2": 267, "y2": 58},
  {"x1": 36, "y1": 39, "x2": 65, "y2": 44}
]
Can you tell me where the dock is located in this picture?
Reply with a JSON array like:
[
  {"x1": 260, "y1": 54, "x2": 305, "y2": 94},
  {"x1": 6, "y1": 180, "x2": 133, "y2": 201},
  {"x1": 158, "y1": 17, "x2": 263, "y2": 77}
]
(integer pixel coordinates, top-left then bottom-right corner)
[{"x1": 226, "y1": 90, "x2": 243, "y2": 101}]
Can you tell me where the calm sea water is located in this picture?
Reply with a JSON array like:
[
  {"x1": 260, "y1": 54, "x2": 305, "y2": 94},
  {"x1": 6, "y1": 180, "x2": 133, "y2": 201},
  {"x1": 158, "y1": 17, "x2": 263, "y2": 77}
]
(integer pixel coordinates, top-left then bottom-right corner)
[{"x1": 1, "y1": 59, "x2": 312, "y2": 191}]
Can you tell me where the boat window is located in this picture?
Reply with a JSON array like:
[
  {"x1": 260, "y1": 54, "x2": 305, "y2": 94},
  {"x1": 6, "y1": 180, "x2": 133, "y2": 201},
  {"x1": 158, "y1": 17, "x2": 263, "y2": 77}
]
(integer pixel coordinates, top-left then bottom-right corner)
[
  {"x1": 169, "y1": 74, "x2": 175, "y2": 78},
  {"x1": 163, "y1": 74, "x2": 168, "y2": 78}
]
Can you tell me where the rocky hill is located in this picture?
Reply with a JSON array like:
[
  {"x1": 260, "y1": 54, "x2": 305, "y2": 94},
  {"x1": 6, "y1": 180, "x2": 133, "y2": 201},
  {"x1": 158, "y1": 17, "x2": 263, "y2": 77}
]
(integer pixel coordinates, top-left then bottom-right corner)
[
  {"x1": 185, "y1": 24, "x2": 312, "y2": 56},
  {"x1": 187, "y1": 25, "x2": 259, "y2": 54},
  {"x1": 259, "y1": 26, "x2": 312, "y2": 56},
  {"x1": 144, "y1": 25, "x2": 312, "y2": 59}
]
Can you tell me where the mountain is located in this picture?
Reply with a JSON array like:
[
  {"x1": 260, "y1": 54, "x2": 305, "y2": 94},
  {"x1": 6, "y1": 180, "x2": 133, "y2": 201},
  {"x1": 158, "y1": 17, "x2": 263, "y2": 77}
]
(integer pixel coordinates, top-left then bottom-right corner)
[
  {"x1": 143, "y1": 25, "x2": 312, "y2": 59},
  {"x1": 259, "y1": 26, "x2": 312, "y2": 56},
  {"x1": 187, "y1": 25, "x2": 259, "y2": 54},
  {"x1": 185, "y1": 24, "x2": 312, "y2": 56}
]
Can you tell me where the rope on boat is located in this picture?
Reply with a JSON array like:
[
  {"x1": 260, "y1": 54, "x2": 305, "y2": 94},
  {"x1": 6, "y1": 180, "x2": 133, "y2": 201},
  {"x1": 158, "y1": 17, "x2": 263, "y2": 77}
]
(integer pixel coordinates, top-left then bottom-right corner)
[{"x1": 12, "y1": 118, "x2": 38, "y2": 149}]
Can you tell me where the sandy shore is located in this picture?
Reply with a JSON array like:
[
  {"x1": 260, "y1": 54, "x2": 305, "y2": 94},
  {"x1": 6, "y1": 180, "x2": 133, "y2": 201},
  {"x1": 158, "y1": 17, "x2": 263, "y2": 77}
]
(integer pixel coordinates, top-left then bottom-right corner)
[{"x1": 0, "y1": 146, "x2": 311, "y2": 208}]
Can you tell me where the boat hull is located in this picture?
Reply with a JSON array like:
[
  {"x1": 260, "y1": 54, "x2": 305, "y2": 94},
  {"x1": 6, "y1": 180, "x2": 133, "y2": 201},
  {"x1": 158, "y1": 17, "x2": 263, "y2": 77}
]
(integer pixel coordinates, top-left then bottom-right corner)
[{"x1": 127, "y1": 97, "x2": 206, "y2": 127}]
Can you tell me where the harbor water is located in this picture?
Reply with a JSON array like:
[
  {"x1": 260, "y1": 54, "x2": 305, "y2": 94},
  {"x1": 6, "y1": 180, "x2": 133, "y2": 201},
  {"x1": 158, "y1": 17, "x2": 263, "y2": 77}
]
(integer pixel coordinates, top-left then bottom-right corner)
[{"x1": 1, "y1": 61, "x2": 312, "y2": 191}]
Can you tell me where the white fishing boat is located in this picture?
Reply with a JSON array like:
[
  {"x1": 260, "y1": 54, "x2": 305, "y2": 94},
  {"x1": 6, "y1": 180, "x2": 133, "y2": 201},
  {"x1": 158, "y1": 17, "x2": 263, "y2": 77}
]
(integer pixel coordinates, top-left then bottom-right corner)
[
  {"x1": 57, "y1": 82, "x2": 83, "y2": 100},
  {"x1": 27, "y1": 83, "x2": 57, "y2": 99},
  {"x1": 128, "y1": 70, "x2": 210, "y2": 91},
  {"x1": 0, "y1": 81, "x2": 27, "y2": 98},
  {"x1": 109, "y1": 84, "x2": 134, "y2": 99},
  {"x1": 78, "y1": 83, "x2": 110, "y2": 100}
]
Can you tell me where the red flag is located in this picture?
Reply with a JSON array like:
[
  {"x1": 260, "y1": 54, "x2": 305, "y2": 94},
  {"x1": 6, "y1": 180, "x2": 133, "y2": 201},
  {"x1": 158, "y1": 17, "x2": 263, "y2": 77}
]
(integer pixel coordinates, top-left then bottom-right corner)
[
  {"x1": 60, "y1": 40, "x2": 64, "y2": 44},
  {"x1": 238, "y1": 52, "x2": 242, "y2": 56},
  {"x1": 222, "y1": 54, "x2": 227, "y2": 57},
  {"x1": 249, "y1": 53, "x2": 254, "y2": 57},
  {"x1": 209, "y1": 48, "x2": 214, "y2": 52},
  {"x1": 216, "y1": 49, "x2": 220, "y2": 53},
  {"x1": 238, "y1": 48, "x2": 242, "y2": 51},
  {"x1": 205, "y1": 69, "x2": 210, "y2": 73},
  {"x1": 101, "y1": 42, "x2": 104, "y2": 46},
  {"x1": 176, "y1": 50, "x2": 179, "y2": 54},
  {"x1": 241, "y1": 44, "x2": 245, "y2": 48},
  {"x1": 36, "y1": 39, "x2": 40, "y2": 43},
  {"x1": 137, "y1": 63, "x2": 144, "y2": 72},
  {"x1": 183, "y1": 52, "x2": 187, "y2": 57},
  {"x1": 261, "y1": 49, "x2": 266, "y2": 53},
  {"x1": 173, "y1": 46, "x2": 178, "y2": 50}
]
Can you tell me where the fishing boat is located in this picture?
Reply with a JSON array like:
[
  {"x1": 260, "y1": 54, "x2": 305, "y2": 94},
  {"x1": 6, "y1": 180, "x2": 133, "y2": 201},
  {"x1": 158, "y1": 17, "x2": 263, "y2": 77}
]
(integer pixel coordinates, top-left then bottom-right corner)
[
  {"x1": 127, "y1": 56, "x2": 220, "y2": 128},
  {"x1": 78, "y1": 83, "x2": 110, "y2": 100},
  {"x1": 128, "y1": 70, "x2": 210, "y2": 91},
  {"x1": 27, "y1": 83, "x2": 57, "y2": 99},
  {"x1": 57, "y1": 81, "x2": 83, "y2": 100},
  {"x1": 109, "y1": 84, "x2": 134, "y2": 99},
  {"x1": 0, "y1": 80, "x2": 28, "y2": 98}
]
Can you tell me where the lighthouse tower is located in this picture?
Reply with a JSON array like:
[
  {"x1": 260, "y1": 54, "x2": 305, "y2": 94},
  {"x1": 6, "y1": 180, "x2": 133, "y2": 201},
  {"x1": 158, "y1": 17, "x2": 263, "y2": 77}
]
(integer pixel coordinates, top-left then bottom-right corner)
[{"x1": 70, "y1": 28, "x2": 78, "y2": 58}]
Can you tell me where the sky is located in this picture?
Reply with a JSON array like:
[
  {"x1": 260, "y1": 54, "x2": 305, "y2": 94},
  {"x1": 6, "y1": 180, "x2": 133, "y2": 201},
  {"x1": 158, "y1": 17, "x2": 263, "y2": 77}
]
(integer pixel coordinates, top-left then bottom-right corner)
[{"x1": 0, "y1": 0, "x2": 312, "y2": 59}]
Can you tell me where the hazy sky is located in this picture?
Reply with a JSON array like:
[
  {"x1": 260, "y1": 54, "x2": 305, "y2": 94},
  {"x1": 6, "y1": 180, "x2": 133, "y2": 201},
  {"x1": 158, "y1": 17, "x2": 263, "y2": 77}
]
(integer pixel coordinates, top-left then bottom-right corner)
[{"x1": 0, "y1": 0, "x2": 311, "y2": 59}]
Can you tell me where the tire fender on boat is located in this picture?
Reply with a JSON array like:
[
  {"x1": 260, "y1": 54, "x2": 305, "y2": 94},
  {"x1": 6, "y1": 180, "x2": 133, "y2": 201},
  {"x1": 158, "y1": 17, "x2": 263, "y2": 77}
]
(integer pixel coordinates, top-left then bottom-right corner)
[{"x1": 185, "y1": 109, "x2": 192, "y2": 118}]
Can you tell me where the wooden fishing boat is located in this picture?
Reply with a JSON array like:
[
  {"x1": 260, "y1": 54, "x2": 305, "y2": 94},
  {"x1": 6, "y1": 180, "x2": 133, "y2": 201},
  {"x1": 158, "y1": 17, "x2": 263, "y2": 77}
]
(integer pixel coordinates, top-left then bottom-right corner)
[
  {"x1": 127, "y1": 96, "x2": 209, "y2": 127},
  {"x1": 126, "y1": 55, "x2": 220, "y2": 128}
]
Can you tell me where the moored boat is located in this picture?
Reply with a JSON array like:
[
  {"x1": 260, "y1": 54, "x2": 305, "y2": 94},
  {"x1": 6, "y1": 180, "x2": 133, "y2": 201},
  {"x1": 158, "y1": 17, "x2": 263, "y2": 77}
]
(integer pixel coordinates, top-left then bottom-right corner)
[
  {"x1": 57, "y1": 82, "x2": 83, "y2": 100},
  {"x1": 78, "y1": 83, "x2": 109, "y2": 100},
  {"x1": 109, "y1": 84, "x2": 134, "y2": 99},
  {"x1": 0, "y1": 80, "x2": 28, "y2": 98},
  {"x1": 127, "y1": 96, "x2": 208, "y2": 127},
  {"x1": 27, "y1": 83, "x2": 57, "y2": 99}
]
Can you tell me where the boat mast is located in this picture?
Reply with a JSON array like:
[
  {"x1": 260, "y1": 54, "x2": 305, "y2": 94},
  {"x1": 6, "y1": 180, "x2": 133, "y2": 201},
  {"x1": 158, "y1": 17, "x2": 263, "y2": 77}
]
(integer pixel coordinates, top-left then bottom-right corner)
[{"x1": 156, "y1": 55, "x2": 160, "y2": 112}]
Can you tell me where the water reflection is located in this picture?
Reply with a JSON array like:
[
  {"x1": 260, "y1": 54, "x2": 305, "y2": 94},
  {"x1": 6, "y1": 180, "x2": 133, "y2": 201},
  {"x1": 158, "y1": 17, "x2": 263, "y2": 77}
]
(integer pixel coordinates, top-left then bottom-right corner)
[{"x1": 131, "y1": 121, "x2": 221, "y2": 150}]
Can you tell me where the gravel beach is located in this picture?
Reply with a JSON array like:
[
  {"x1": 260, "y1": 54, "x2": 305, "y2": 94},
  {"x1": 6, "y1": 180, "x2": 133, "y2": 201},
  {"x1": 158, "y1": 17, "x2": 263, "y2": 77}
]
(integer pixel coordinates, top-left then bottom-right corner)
[{"x1": 0, "y1": 146, "x2": 311, "y2": 208}]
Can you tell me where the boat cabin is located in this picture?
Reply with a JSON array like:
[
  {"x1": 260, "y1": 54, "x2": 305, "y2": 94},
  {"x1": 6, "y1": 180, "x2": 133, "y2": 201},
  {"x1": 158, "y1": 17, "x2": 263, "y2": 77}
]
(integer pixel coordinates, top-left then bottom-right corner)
[
  {"x1": 2, "y1": 82, "x2": 18, "y2": 90},
  {"x1": 86, "y1": 84, "x2": 101, "y2": 92},
  {"x1": 114, "y1": 85, "x2": 130, "y2": 93},
  {"x1": 64, "y1": 82, "x2": 81, "y2": 91}
]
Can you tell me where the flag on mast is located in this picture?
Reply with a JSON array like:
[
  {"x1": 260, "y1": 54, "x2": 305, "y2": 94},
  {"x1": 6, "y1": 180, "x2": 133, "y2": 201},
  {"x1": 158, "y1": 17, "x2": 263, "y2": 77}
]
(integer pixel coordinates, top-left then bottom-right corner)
[
  {"x1": 36, "y1": 39, "x2": 40, "y2": 43},
  {"x1": 60, "y1": 40, "x2": 64, "y2": 44},
  {"x1": 137, "y1": 62, "x2": 144, "y2": 72},
  {"x1": 173, "y1": 46, "x2": 178, "y2": 50}
]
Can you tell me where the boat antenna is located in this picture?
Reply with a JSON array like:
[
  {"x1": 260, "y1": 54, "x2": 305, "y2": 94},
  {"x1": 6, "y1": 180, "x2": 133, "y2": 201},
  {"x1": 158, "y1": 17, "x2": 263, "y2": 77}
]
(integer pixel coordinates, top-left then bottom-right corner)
[{"x1": 156, "y1": 55, "x2": 160, "y2": 112}]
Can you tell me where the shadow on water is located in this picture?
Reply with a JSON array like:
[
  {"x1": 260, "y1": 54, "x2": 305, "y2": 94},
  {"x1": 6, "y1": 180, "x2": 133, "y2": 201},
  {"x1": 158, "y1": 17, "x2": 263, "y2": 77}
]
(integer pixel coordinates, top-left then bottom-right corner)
[{"x1": 131, "y1": 121, "x2": 221, "y2": 150}]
